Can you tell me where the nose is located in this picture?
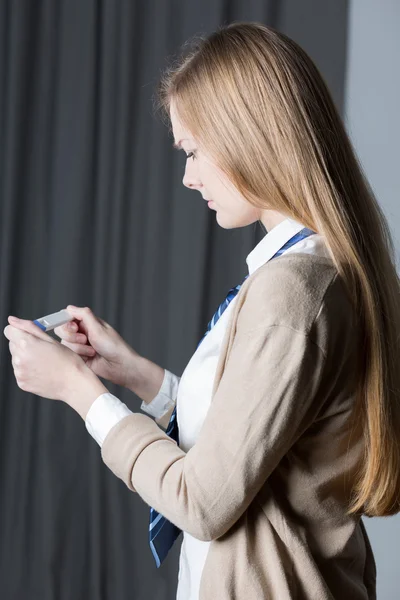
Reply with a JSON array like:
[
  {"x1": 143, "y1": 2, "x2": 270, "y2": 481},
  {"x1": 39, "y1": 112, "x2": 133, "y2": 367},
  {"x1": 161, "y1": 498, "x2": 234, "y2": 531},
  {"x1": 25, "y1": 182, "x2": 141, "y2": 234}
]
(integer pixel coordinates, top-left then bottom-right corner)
[{"x1": 182, "y1": 159, "x2": 203, "y2": 192}]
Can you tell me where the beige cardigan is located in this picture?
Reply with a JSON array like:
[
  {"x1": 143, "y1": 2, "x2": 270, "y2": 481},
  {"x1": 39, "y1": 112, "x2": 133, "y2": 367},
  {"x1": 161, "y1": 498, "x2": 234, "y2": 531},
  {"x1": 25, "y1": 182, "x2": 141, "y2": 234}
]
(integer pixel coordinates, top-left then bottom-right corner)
[{"x1": 101, "y1": 253, "x2": 376, "y2": 599}]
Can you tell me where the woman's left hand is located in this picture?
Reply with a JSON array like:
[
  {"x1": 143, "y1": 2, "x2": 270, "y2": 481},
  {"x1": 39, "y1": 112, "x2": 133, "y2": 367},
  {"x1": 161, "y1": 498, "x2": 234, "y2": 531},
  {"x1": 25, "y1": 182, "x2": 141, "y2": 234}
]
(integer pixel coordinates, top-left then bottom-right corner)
[{"x1": 3, "y1": 316, "x2": 86, "y2": 402}]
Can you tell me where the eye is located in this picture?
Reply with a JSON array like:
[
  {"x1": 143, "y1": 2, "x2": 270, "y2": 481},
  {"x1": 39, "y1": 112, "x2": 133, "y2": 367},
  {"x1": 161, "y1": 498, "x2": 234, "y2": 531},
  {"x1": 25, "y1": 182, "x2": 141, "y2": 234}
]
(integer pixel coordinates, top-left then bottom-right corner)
[{"x1": 186, "y1": 151, "x2": 196, "y2": 160}]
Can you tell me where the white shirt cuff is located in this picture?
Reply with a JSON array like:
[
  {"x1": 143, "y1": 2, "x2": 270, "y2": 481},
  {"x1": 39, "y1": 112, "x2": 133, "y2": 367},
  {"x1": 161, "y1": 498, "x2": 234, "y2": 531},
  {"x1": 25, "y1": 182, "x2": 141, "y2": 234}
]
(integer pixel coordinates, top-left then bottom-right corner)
[
  {"x1": 85, "y1": 392, "x2": 133, "y2": 447},
  {"x1": 140, "y1": 368, "x2": 180, "y2": 419}
]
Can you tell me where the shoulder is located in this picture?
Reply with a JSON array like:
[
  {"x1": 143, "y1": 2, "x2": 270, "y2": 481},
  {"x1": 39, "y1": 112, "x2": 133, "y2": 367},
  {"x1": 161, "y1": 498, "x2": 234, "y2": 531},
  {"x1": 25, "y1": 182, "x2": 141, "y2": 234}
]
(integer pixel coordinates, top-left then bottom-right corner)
[{"x1": 235, "y1": 253, "x2": 356, "y2": 356}]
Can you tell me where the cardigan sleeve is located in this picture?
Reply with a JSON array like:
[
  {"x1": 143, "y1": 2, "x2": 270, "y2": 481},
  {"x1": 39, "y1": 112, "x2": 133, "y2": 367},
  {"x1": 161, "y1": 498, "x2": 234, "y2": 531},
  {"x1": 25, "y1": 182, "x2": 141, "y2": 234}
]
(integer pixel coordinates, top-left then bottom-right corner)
[{"x1": 100, "y1": 322, "x2": 328, "y2": 542}]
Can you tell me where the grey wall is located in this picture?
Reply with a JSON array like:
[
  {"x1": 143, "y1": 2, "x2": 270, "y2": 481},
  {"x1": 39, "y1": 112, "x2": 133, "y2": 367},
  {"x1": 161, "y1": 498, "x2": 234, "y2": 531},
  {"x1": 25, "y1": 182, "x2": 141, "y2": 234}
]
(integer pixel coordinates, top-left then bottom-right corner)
[{"x1": 345, "y1": 0, "x2": 400, "y2": 597}]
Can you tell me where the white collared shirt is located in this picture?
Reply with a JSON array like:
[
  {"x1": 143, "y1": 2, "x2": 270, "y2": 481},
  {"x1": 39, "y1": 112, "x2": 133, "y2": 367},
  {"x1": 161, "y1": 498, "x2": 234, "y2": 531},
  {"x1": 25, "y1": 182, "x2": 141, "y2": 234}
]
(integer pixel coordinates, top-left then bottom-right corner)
[{"x1": 85, "y1": 217, "x2": 331, "y2": 600}]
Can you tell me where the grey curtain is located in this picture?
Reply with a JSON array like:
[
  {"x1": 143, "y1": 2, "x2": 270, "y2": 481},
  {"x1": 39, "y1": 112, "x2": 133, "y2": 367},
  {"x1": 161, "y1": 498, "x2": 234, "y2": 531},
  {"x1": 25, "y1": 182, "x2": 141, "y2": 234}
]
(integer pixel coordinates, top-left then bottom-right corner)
[{"x1": 0, "y1": 1, "x2": 348, "y2": 598}]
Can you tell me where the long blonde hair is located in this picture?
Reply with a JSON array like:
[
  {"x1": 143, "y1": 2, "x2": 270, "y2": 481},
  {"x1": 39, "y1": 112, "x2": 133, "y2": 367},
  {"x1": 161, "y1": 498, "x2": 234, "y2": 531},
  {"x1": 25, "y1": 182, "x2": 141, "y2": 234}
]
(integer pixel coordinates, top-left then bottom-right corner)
[{"x1": 153, "y1": 21, "x2": 400, "y2": 517}]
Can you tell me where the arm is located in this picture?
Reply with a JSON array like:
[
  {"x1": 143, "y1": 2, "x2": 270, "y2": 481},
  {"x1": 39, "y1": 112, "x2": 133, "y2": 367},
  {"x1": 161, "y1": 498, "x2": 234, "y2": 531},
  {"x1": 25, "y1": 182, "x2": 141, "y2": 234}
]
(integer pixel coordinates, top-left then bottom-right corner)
[
  {"x1": 84, "y1": 356, "x2": 181, "y2": 446},
  {"x1": 137, "y1": 365, "x2": 180, "y2": 429},
  {"x1": 126, "y1": 355, "x2": 168, "y2": 404},
  {"x1": 99, "y1": 323, "x2": 328, "y2": 542},
  {"x1": 125, "y1": 355, "x2": 180, "y2": 428}
]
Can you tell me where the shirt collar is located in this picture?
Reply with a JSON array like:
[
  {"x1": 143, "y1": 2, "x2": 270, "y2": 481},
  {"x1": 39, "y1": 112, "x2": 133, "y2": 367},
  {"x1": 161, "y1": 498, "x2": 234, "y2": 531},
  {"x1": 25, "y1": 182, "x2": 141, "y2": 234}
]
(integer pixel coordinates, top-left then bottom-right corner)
[{"x1": 246, "y1": 217, "x2": 306, "y2": 276}]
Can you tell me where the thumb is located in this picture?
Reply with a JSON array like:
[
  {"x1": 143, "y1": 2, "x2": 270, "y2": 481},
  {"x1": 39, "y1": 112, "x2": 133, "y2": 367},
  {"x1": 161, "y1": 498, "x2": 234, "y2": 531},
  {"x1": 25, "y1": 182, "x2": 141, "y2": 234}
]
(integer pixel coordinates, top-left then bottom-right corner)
[{"x1": 65, "y1": 305, "x2": 102, "y2": 336}]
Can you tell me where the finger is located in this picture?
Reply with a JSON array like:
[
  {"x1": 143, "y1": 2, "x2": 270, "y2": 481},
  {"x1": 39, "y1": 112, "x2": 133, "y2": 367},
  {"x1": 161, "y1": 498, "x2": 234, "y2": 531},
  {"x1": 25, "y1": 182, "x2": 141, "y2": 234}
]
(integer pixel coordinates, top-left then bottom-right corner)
[
  {"x1": 54, "y1": 322, "x2": 78, "y2": 338},
  {"x1": 5, "y1": 317, "x2": 53, "y2": 344},
  {"x1": 4, "y1": 324, "x2": 32, "y2": 344},
  {"x1": 12, "y1": 355, "x2": 22, "y2": 369},
  {"x1": 61, "y1": 339, "x2": 96, "y2": 357},
  {"x1": 67, "y1": 332, "x2": 88, "y2": 344},
  {"x1": 54, "y1": 326, "x2": 87, "y2": 345},
  {"x1": 66, "y1": 306, "x2": 102, "y2": 336},
  {"x1": 64, "y1": 309, "x2": 88, "y2": 336}
]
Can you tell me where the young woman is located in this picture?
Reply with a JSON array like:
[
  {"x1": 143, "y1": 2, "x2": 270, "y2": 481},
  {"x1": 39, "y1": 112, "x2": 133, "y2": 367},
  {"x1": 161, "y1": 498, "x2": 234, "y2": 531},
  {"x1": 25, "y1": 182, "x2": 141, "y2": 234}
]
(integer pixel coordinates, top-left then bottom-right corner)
[{"x1": 6, "y1": 21, "x2": 400, "y2": 600}]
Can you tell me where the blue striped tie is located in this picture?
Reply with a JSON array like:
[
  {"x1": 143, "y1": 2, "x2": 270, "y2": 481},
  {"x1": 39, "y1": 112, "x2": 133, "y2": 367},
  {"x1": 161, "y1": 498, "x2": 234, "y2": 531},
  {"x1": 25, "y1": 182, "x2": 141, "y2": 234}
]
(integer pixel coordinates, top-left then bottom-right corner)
[{"x1": 148, "y1": 227, "x2": 316, "y2": 567}]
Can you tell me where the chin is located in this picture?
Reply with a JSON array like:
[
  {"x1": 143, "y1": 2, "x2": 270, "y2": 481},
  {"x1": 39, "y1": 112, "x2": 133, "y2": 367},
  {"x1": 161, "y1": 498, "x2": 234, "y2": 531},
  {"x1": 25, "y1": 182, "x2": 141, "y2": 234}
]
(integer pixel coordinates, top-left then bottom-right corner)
[
  {"x1": 215, "y1": 211, "x2": 248, "y2": 229},
  {"x1": 215, "y1": 211, "x2": 257, "y2": 229}
]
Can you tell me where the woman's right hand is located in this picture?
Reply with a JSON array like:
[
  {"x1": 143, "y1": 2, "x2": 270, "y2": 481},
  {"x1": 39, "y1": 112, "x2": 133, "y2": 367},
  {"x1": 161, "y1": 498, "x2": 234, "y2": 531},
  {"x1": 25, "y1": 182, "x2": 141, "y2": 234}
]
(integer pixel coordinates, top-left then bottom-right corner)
[{"x1": 53, "y1": 305, "x2": 141, "y2": 389}]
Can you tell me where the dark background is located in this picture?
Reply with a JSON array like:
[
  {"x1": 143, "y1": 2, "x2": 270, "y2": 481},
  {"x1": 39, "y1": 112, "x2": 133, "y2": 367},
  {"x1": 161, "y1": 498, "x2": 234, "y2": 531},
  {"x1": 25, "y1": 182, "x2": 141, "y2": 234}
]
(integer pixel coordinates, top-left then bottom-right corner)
[{"x1": 0, "y1": 1, "x2": 349, "y2": 598}]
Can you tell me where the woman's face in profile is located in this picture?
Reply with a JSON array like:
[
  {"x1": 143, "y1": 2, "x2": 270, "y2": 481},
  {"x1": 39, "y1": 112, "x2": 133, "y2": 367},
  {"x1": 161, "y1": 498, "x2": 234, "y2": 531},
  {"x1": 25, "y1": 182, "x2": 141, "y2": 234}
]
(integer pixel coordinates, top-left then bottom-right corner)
[{"x1": 169, "y1": 100, "x2": 261, "y2": 229}]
